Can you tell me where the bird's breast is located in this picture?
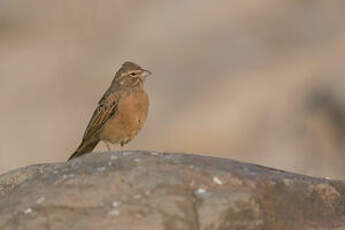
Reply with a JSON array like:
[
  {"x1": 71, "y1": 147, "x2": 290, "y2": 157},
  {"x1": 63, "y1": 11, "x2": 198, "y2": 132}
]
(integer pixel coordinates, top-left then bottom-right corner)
[{"x1": 100, "y1": 88, "x2": 149, "y2": 144}]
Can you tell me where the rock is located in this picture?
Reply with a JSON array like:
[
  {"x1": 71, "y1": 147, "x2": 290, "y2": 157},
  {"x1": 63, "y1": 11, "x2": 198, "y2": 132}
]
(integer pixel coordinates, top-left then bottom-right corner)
[{"x1": 0, "y1": 151, "x2": 344, "y2": 230}]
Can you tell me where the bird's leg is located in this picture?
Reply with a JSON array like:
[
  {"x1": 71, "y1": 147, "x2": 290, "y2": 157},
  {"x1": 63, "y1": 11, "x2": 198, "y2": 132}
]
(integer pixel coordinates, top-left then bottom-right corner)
[
  {"x1": 105, "y1": 142, "x2": 112, "y2": 152},
  {"x1": 120, "y1": 142, "x2": 124, "y2": 152}
]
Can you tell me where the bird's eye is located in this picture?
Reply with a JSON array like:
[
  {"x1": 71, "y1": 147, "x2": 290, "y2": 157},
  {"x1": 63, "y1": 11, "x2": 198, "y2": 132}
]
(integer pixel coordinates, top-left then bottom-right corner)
[{"x1": 130, "y1": 72, "x2": 136, "y2": 76}]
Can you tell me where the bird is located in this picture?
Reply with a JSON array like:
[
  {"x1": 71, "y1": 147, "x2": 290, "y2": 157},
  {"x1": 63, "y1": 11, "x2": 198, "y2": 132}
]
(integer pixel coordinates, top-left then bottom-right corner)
[{"x1": 68, "y1": 61, "x2": 151, "y2": 160}]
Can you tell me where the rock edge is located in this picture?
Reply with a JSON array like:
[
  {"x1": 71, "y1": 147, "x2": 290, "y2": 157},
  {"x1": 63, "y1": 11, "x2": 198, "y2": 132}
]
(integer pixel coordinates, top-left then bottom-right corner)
[{"x1": 0, "y1": 151, "x2": 344, "y2": 230}]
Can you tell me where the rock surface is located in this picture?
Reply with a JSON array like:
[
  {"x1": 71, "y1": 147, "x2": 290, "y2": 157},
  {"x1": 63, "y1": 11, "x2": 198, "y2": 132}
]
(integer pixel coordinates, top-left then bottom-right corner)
[{"x1": 0, "y1": 151, "x2": 345, "y2": 230}]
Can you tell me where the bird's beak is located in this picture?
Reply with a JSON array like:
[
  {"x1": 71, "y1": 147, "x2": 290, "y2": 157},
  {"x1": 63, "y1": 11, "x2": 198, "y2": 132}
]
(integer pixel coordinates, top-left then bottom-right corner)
[{"x1": 141, "y1": 69, "x2": 152, "y2": 78}]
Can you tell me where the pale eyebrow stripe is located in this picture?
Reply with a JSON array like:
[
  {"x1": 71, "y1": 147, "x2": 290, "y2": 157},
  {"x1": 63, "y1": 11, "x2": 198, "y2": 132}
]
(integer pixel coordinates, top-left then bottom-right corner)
[{"x1": 121, "y1": 70, "x2": 142, "y2": 76}]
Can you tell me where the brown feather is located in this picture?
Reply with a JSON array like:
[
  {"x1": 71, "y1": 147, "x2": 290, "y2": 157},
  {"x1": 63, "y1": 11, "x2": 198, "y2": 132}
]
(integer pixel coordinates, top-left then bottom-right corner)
[
  {"x1": 68, "y1": 61, "x2": 150, "y2": 161},
  {"x1": 82, "y1": 93, "x2": 119, "y2": 141},
  {"x1": 68, "y1": 139, "x2": 99, "y2": 160}
]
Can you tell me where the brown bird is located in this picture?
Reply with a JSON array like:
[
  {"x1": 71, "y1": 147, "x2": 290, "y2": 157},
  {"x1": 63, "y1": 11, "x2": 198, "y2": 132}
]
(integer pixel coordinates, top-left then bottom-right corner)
[{"x1": 68, "y1": 61, "x2": 151, "y2": 160}]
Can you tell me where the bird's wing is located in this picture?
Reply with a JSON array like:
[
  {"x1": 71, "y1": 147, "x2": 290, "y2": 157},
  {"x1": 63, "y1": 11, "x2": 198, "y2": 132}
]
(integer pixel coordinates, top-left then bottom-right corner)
[{"x1": 82, "y1": 92, "x2": 120, "y2": 141}]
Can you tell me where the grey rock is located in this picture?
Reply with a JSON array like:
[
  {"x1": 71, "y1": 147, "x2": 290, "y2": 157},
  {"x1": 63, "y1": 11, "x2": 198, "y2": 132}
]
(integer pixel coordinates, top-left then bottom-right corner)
[{"x1": 0, "y1": 151, "x2": 344, "y2": 230}]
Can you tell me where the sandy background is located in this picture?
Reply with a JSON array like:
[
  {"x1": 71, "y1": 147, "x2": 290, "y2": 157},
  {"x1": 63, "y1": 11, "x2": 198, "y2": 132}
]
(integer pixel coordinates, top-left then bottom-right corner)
[{"x1": 1, "y1": 1, "x2": 345, "y2": 179}]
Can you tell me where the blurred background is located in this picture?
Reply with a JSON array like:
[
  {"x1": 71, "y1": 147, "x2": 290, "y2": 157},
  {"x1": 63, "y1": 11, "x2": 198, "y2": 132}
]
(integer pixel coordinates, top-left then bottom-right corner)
[{"x1": 1, "y1": 0, "x2": 345, "y2": 179}]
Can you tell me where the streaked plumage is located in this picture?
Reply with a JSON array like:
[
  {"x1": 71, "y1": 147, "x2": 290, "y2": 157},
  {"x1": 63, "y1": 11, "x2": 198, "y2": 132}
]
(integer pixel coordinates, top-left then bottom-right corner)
[{"x1": 68, "y1": 61, "x2": 151, "y2": 160}]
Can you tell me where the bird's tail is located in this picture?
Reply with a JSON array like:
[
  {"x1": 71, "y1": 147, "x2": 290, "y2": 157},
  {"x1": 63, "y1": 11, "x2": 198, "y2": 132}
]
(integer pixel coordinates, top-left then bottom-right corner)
[{"x1": 68, "y1": 139, "x2": 99, "y2": 161}]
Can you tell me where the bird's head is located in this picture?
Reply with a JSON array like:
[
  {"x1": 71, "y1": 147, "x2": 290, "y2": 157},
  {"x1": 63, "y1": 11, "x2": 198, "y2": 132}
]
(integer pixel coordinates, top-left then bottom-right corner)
[{"x1": 113, "y1": 61, "x2": 151, "y2": 88}]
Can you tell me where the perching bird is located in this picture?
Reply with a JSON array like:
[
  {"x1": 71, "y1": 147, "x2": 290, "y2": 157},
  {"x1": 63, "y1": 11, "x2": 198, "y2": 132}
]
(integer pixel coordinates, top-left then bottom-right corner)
[{"x1": 68, "y1": 61, "x2": 151, "y2": 160}]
